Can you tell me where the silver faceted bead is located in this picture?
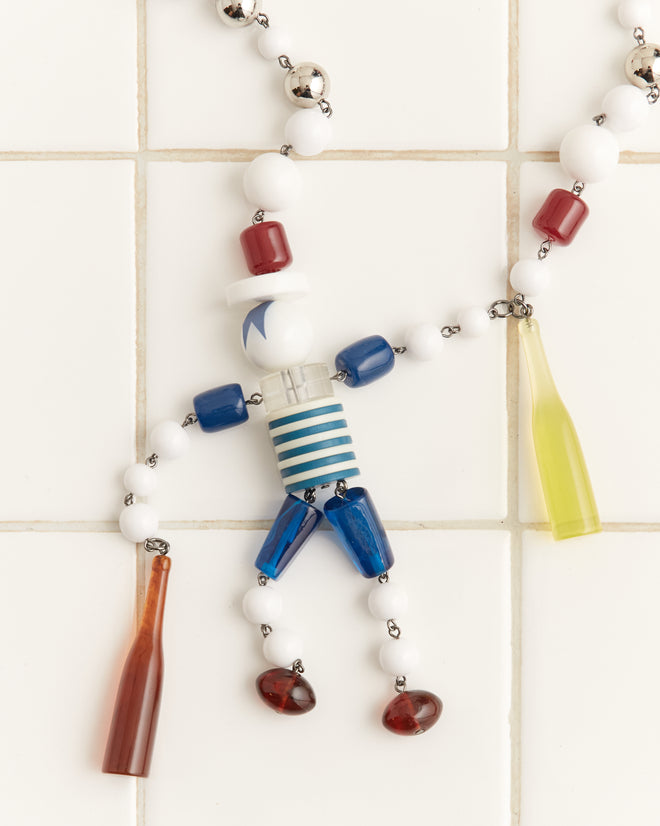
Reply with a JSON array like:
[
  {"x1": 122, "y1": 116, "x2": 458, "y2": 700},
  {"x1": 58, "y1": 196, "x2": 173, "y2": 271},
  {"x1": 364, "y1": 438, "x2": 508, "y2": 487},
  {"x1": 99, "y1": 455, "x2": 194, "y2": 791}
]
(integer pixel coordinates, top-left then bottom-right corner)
[
  {"x1": 284, "y1": 63, "x2": 331, "y2": 108},
  {"x1": 215, "y1": 0, "x2": 262, "y2": 27},
  {"x1": 625, "y1": 43, "x2": 660, "y2": 89}
]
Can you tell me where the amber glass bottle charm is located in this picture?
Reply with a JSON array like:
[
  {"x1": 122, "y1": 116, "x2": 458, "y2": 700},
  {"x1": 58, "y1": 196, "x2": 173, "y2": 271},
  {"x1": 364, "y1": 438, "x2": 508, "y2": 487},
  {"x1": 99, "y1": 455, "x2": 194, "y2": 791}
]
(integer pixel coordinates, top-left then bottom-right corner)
[
  {"x1": 103, "y1": 553, "x2": 171, "y2": 777},
  {"x1": 519, "y1": 318, "x2": 601, "y2": 541}
]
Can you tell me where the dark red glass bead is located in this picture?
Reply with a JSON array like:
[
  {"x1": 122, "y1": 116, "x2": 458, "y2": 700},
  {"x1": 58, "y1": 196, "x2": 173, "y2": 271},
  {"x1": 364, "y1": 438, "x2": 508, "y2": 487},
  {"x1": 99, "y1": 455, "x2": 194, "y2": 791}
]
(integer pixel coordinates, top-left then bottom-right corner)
[
  {"x1": 256, "y1": 667, "x2": 316, "y2": 715},
  {"x1": 532, "y1": 188, "x2": 589, "y2": 246},
  {"x1": 240, "y1": 221, "x2": 293, "y2": 276},
  {"x1": 382, "y1": 690, "x2": 442, "y2": 736}
]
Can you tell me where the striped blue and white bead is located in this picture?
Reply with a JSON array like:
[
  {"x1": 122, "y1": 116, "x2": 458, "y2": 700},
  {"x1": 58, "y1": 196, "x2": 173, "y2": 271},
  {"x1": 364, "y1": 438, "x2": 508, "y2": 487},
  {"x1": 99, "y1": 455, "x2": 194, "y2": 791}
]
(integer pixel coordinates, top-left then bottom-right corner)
[{"x1": 266, "y1": 398, "x2": 360, "y2": 494}]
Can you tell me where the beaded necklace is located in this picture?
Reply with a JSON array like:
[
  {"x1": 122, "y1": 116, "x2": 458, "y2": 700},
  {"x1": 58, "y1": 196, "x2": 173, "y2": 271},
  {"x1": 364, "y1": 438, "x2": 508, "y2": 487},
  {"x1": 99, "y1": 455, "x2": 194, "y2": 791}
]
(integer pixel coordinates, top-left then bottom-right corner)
[{"x1": 101, "y1": 0, "x2": 660, "y2": 777}]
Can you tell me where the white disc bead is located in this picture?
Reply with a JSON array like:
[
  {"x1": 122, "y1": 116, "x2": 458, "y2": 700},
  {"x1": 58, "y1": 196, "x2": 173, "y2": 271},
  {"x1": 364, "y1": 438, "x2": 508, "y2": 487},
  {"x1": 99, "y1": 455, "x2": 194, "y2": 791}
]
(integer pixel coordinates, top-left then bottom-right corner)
[
  {"x1": 285, "y1": 109, "x2": 332, "y2": 156},
  {"x1": 226, "y1": 270, "x2": 310, "y2": 307},
  {"x1": 509, "y1": 259, "x2": 552, "y2": 297},
  {"x1": 242, "y1": 585, "x2": 283, "y2": 625},
  {"x1": 263, "y1": 628, "x2": 302, "y2": 668},
  {"x1": 457, "y1": 306, "x2": 490, "y2": 338},
  {"x1": 618, "y1": 1, "x2": 652, "y2": 28},
  {"x1": 379, "y1": 638, "x2": 420, "y2": 676},
  {"x1": 404, "y1": 323, "x2": 444, "y2": 361},
  {"x1": 257, "y1": 25, "x2": 292, "y2": 60},
  {"x1": 368, "y1": 582, "x2": 409, "y2": 620},
  {"x1": 149, "y1": 421, "x2": 190, "y2": 460},
  {"x1": 243, "y1": 153, "x2": 302, "y2": 212},
  {"x1": 119, "y1": 503, "x2": 159, "y2": 543},
  {"x1": 602, "y1": 85, "x2": 649, "y2": 132},
  {"x1": 123, "y1": 463, "x2": 157, "y2": 496},
  {"x1": 559, "y1": 124, "x2": 619, "y2": 184},
  {"x1": 242, "y1": 300, "x2": 314, "y2": 371}
]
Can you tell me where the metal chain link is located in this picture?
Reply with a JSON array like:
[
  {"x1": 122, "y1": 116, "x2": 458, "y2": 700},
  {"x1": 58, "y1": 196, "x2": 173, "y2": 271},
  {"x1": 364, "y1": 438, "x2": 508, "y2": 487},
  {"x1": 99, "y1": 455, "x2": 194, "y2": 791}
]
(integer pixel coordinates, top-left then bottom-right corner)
[{"x1": 144, "y1": 537, "x2": 170, "y2": 555}]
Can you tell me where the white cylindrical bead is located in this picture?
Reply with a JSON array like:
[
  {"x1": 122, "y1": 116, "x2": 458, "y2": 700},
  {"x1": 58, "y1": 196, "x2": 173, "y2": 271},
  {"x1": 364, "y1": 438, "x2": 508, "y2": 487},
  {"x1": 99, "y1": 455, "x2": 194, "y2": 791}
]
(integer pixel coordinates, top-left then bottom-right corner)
[
  {"x1": 602, "y1": 85, "x2": 649, "y2": 132},
  {"x1": 257, "y1": 25, "x2": 292, "y2": 60},
  {"x1": 243, "y1": 153, "x2": 302, "y2": 212},
  {"x1": 457, "y1": 306, "x2": 490, "y2": 338},
  {"x1": 379, "y1": 638, "x2": 420, "y2": 676},
  {"x1": 242, "y1": 585, "x2": 283, "y2": 625},
  {"x1": 285, "y1": 109, "x2": 332, "y2": 156},
  {"x1": 263, "y1": 628, "x2": 302, "y2": 668},
  {"x1": 618, "y1": 1, "x2": 652, "y2": 28},
  {"x1": 404, "y1": 323, "x2": 445, "y2": 361},
  {"x1": 123, "y1": 463, "x2": 157, "y2": 496},
  {"x1": 149, "y1": 421, "x2": 190, "y2": 460},
  {"x1": 368, "y1": 582, "x2": 409, "y2": 620},
  {"x1": 509, "y1": 259, "x2": 552, "y2": 297},
  {"x1": 242, "y1": 300, "x2": 314, "y2": 372},
  {"x1": 119, "y1": 503, "x2": 159, "y2": 543},
  {"x1": 559, "y1": 124, "x2": 619, "y2": 184}
]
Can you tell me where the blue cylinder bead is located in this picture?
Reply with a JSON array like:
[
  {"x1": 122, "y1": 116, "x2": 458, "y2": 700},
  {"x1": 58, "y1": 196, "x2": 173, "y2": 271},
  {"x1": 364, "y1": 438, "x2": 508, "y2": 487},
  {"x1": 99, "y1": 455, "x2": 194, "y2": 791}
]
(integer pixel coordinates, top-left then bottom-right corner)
[
  {"x1": 334, "y1": 335, "x2": 395, "y2": 388},
  {"x1": 324, "y1": 487, "x2": 394, "y2": 578},
  {"x1": 193, "y1": 383, "x2": 249, "y2": 433},
  {"x1": 255, "y1": 495, "x2": 324, "y2": 580}
]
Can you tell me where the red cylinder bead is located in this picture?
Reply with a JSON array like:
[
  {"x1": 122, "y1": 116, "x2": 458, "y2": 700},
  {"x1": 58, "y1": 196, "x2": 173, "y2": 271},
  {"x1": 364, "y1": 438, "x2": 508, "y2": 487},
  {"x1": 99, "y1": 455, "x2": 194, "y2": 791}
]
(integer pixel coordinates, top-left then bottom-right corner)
[
  {"x1": 532, "y1": 188, "x2": 589, "y2": 246},
  {"x1": 240, "y1": 221, "x2": 293, "y2": 276}
]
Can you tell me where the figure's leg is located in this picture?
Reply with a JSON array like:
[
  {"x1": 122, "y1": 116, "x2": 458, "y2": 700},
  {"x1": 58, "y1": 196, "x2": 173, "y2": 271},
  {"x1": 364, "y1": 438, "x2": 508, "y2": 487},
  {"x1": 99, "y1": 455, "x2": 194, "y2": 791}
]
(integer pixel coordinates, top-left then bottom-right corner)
[
  {"x1": 325, "y1": 481, "x2": 443, "y2": 735},
  {"x1": 243, "y1": 492, "x2": 322, "y2": 715}
]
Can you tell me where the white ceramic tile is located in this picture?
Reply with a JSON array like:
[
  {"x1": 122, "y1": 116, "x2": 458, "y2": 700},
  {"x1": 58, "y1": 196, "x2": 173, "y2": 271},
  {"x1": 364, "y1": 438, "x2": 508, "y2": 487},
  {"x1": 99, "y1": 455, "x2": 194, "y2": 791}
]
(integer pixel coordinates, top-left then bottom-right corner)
[
  {"x1": 518, "y1": 162, "x2": 660, "y2": 524},
  {"x1": 147, "y1": 0, "x2": 508, "y2": 150},
  {"x1": 0, "y1": 162, "x2": 136, "y2": 522},
  {"x1": 519, "y1": 0, "x2": 660, "y2": 152},
  {"x1": 0, "y1": 2, "x2": 137, "y2": 151},
  {"x1": 146, "y1": 160, "x2": 508, "y2": 522},
  {"x1": 0, "y1": 532, "x2": 136, "y2": 826},
  {"x1": 144, "y1": 528, "x2": 510, "y2": 826},
  {"x1": 521, "y1": 530, "x2": 660, "y2": 826}
]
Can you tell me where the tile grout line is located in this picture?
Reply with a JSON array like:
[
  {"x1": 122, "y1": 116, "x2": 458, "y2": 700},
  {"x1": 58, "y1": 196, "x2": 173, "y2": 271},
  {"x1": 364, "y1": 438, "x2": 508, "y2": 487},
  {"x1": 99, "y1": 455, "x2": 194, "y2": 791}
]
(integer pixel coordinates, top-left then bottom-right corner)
[
  {"x1": 0, "y1": 148, "x2": 659, "y2": 163},
  {"x1": 2, "y1": 519, "x2": 659, "y2": 532},
  {"x1": 135, "y1": 0, "x2": 148, "y2": 823},
  {"x1": 507, "y1": 1, "x2": 523, "y2": 824}
]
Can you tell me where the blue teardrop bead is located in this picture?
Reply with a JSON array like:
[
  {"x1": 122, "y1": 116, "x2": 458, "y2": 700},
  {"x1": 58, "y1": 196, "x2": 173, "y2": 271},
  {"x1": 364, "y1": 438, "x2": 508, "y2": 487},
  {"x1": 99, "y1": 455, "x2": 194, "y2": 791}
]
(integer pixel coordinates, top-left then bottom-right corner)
[
  {"x1": 255, "y1": 495, "x2": 323, "y2": 580},
  {"x1": 324, "y1": 487, "x2": 394, "y2": 578}
]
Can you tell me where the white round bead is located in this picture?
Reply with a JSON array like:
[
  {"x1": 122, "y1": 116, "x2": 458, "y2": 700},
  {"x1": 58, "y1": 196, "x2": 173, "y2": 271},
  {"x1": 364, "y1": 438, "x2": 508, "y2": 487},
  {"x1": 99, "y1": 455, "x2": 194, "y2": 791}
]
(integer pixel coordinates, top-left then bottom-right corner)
[
  {"x1": 119, "y1": 503, "x2": 159, "y2": 543},
  {"x1": 149, "y1": 421, "x2": 190, "y2": 460},
  {"x1": 404, "y1": 323, "x2": 445, "y2": 361},
  {"x1": 559, "y1": 124, "x2": 619, "y2": 184},
  {"x1": 242, "y1": 300, "x2": 314, "y2": 371},
  {"x1": 225, "y1": 270, "x2": 310, "y2": 307},
  {"x1": 242, "y1": 585, "x2": 283, "y2": 625},
  {"x1": 257, "y1": 25, "x2": 292, "y2": 60},
  {"x1": 368, "y1": 582, "x2": 409, "y2": 620},
  {"x1": 284, "y1": 109, "x2": 332, "y2": 157},
  {"x1": 457, "y1": 306, "x2": 490, "y2": 338},
  {"x1": 509, "y1": 259, "x2": 552, "y2": 297},
  {"x1": 618, "y1": 1, "x2": 652, "y2": 28},
  {"x1": 243, "y1": 153, "x2": 302, "y2": 212},
  {"x1": 263, "y1": 628, "x2": 302, "y2": 668},
  {"x1": 602, "y1": 85, "x2": 649, "y2": 132},
  {"x1": 379, "y1": 638, "x2": 420, "y2": 676},
  {"x1": 123, "y1": 463, "x2": 157, "y2": 496}
]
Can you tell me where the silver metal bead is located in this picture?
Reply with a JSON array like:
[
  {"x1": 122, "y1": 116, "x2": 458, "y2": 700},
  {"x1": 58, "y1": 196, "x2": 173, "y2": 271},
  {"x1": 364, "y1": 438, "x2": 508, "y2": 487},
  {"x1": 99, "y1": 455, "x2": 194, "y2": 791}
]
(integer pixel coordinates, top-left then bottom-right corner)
[
  {"x1": 625, "y1": 43, "x2": 660, "y2": 89},
  {"x1": 215, "y1": 0, "x2": 262, "y2": 27},
  {"x1": 284, "y1": 63, "x2": 331, "y2": 108}
]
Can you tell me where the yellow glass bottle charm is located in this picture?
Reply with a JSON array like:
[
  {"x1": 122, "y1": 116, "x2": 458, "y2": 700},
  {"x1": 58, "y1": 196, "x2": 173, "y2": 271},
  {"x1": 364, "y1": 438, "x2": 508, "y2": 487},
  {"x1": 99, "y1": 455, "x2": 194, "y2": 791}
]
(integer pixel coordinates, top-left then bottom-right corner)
[{"x1": 519, "y1": 317, "x2": 601, "y2": 541}]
